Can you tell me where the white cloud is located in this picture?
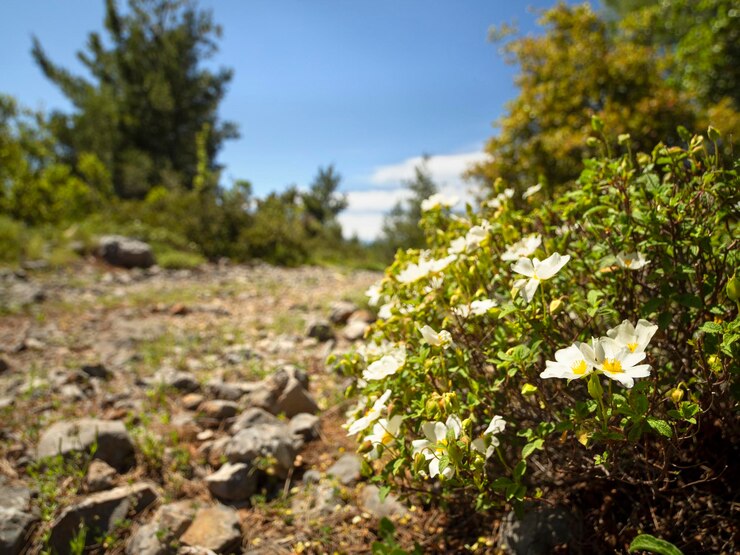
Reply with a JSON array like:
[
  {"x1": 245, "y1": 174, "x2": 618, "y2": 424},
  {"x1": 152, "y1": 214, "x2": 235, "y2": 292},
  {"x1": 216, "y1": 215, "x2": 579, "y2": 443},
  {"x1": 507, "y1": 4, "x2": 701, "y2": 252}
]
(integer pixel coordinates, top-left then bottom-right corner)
[
  {"x1": 369, "y1": 150, "x2": 489, "y2": 188},
  {"x1": 340, "y1": 149, "x2": 489, "y2": 241}
]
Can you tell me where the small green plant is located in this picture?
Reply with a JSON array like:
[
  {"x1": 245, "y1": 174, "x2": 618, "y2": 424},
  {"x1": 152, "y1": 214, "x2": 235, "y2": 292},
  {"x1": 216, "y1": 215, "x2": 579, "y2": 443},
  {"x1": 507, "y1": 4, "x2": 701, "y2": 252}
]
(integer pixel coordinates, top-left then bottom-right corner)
[
  {"x1": 629, "y1": 534, "x2": 684, "y2": 555},
  {"x1": 372, "y1": 518, "x2": 422, "y2": 555}
]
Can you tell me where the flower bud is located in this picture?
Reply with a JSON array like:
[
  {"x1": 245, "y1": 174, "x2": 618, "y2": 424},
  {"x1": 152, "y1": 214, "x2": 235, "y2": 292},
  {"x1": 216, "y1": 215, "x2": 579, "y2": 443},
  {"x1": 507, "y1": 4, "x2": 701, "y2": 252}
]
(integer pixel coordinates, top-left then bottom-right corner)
[
  {"x1": 358, "y1": 440, "x2": 373, "y2": 454},
  {"x1": 669, "y1": 387, "x2": 684, "y2": 404},
  {"x1": 591, "y1": 115, "x2": 604, "y2": 132},
  {"x1": 618, "y1": 133, "x2": 630, "y2": 145},
  {"x1": 586, "y1": 137, "x2": 599, "y2": 148},
  {"x1": 707, "y1": 126, "x2": 720, "y2": 142},
  {"x1": 549, "y1": 298, "x2": 564, "y2": 315},
  {"x1": 726, "y1": 272, "x2": 740, "y2": 302}
]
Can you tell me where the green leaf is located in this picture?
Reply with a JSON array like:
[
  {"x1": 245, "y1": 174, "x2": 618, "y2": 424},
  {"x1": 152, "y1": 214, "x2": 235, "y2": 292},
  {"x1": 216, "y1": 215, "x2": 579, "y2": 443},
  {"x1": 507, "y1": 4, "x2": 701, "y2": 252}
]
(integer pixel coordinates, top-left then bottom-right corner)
[
  {"x1": 699, "y1": 321, "x2": 723, "y2": 334},
  {"x1": 646, "y1": 417, "x2": 673, "y2": 438},
  {"x1": 378, "y1": 485, "x2": 392, "y2": 502},
  {"x1": 587, "y1": 373, "x2": 604, "y2": 400},
  {"x1": 628, "y1": 533, "x2": 683, "y2": 555},
  {"x1": 522, "y1": 438, "x2": 544, "y2": 459}
]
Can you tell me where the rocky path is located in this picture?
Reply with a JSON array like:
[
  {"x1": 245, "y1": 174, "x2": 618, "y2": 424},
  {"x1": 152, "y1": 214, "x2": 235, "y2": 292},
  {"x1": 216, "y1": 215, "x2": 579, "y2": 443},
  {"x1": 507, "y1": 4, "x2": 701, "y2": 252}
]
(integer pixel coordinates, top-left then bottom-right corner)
[{"x1": 0, "y1": 262, "x2": 459, "y2": 555}]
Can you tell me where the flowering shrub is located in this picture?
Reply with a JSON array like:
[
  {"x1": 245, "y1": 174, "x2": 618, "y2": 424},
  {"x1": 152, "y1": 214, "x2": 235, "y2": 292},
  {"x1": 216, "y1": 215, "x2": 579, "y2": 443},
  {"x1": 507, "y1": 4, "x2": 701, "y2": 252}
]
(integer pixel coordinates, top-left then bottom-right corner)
[{"x1": 337, "y1": 129, "x2": 739, "y2": 549}]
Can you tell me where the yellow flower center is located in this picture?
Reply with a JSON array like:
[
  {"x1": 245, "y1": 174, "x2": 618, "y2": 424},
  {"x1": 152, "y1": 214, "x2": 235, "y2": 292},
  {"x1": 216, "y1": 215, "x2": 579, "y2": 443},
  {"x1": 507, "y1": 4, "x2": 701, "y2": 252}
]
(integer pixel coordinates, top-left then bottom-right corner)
[
  {"x1": 627, "y1": 342, "x2": 638, "y2": 353},
  {"x1": 381, "y1": 432, "x2": 394, "y2": 445},
  {"x1": 435, "y1": 439, "x2": 448, "y2": 454},
  {"x1": 624, "y1": 258, "x2": 633, "y2": 267},
  {"x1": 603, "y1": 358, "x2": 623, "y2": 373},
  {"x1": 571, "y1": 360, "x2": 588, "y2": 375}
]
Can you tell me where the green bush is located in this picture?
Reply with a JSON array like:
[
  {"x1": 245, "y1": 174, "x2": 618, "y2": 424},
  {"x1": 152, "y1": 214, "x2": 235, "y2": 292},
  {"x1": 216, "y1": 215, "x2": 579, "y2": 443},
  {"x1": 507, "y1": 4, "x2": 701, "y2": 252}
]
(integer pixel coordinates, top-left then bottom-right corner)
[{"x1": 340, "y1": 129, "x2": 738, "y2": 551}]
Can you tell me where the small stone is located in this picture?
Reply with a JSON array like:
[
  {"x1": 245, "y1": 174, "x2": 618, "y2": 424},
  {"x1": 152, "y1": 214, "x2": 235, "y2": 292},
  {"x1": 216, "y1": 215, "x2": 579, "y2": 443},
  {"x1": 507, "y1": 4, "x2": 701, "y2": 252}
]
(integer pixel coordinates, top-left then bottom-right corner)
[
  {"x1": 205, "y1": 462, "x2": 257, "y2": 502},
  {"x1": 0, "y1": 483, "x2": 33, "y2": 512},
  {"x1": 81, "y1": 363, "x2": 111, "y2": 379},
  {"x1": 86, "y1": 459, "x2": 117, "y2": 492},
  {"x1": 329, "y1": 301, "x2": 358, "y2": 325},
  {"x1": 302, "y1": 470, "x2": 321, "y2": 484},
  {"x1": 206, "y1": 380, "x2": 244, "y2": 401},
  {"x1": 183, "y1": 393, "x2": 205, "y2": 410},
  {"x1": 274, "y1": 378, "x2": 319, "y2": 418},
  {"x1": 0, "y1": 508, "x2": 37, "y2": 555},
  {"x1": 199, "y1": 400, "x2": 239, "y2": 420},
  {"x1": 306, "y1": 319, "x2": 334, "y2": 342},
  {"x1": 126, "y1": 522, "x2": 164, "y2": 555},
  {"x1": 342, "y1": 320, "x2": 369, "y2": 341},
  {"x1": 154, "y1": 368, "x2": 200, "y2": 393},
  {"x1": 288, "y1": 413, "x2": 320, "y2": 442},
  {"x1": 170, "y1": 303, "x2": 189, "y2": 316},
  {"x1": 230, "y1": 408, "x2": 280, "y2": 435},
  {"x1": 97, "y1": 235, "x2": 155, "y2": 268},
  {"x1": 180, "y1": 505, "x2": 242, "y2": 554},
  {"x1": 326, "y1": 454, "x2": 361, "y2": 486},
  {"x1": 59, "y1": 384, "x2": 86, "y2": 401},
  {"x1": 348, "y1": 309, "x2": 376, "y2": 324},
  {"x1": 197, "y1": 430, "x2": 215, "y2": 441},
  {"x1": 291, "y1": 483, "x2": 342, "y2": 517},
  {"x1": 359, "y1": 485, "x2": 408, "y2": 519}
]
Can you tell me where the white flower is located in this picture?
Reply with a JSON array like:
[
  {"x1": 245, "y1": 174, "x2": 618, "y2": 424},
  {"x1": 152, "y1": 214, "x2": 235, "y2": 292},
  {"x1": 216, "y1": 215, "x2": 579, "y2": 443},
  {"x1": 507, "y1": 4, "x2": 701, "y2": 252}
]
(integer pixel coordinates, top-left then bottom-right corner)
[
  {"x1": 411, "y1": 415, "x2": 462, "y2": 479},
  {"x1": 512, "y1": 252, "x2": 571, "y2": 303},
  {"x1": 606, "y1": 319, "x2": 658, "y2": 353},
  {"x1": 522, "y1": 183, "x2": 542, "y2": 199},
  {"x1": 346, "y1": 389, "x2": 392, "y2": 436},
  {"x1": 448, "y1": 221, "x2": 491, "y2": 255},
  {"x1": 540, "y1": 343, "x2": 594, "y2": 380},
  {"x1": 616, "y1": 251, "x2": 649, "y2": 270},
  {"x1": 365, "y1": 283, "x2": 382, "y2": 306},
  {"x1": 421, "y1": 193, "x2": 459, "y2": 212},
  {"x1": 377, "y1": 302, "x2": 394, "y2": 320},
  {"x1": 453, "y1": 298, "x2": 497, "y2": 318},
  {"x1": 472, "y1": 415, "x2": 507, "y2": 459},
  {"x1": 397, "y1": 253, "x2": 457, "y2": 284},
  {"x1": 362, "y1": 347, "x2": 406, "y2": 381},
  {"x1": 420, "y1": 325, "x2": 453, "y2": 348},
  {"x1": 365, "y1": 415, "x2": 403, "y2": 459},
  {"x1": 580, "y1": 337, "x2": 652, "y2": 388},
  {"x1": 501, "y1": 234, "x2": 542, "y2": 261}
]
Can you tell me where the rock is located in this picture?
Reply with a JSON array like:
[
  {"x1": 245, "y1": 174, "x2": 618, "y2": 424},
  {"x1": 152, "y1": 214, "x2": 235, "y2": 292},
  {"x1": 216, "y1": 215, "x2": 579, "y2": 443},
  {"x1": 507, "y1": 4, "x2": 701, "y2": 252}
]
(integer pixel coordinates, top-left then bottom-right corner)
[
  {"x1": 348, "y1": 309, "x2": 376, "y2": 324},
  {"x1": 0, "y1": 356, "x2": 9, "y2": 373},
  {"x1": 498, "y1": 505, "x2": 580, "y2": 555},
  {"x1": 302, "y1": 469, "x2": 321, "y2": 484},
  {"x1": 0, "y1": 483, "x2": 33, "y2": 512},
  {"x1": 342, "y1": 320, "x2": 369, "y2": 341},
  {"x1": 36, "y1": 418, "x2": 135, "y2": 470},
  {"x1": 279, "y1": 365, "x2": 309, "y2": 390},
  {"x1": 198, "y1": 400, "x2": 239, "y2": 420},
  {"x1": 1, "y1": 282, "x2": 46, "y2": 310},
  {"x1": 178, "y1": 547, "x2": 218, "y2": 555},
  {"x1": 288, "y1": 413, "x2": 320, "y2": 442},
  {"x1": 126, "y1": 500, "x2": 197, "y2": 555},
  {"x1": 274, "y1": 378, "x2": 319, "y2": 418},
  {"x1": 224, "y1": 424, "x2": 297, "y2": 473},
  {"x1": 359, "y1": 485, "x2": 408, "y2": 519},
  {"x1": 59, "y1": 384, "x2": 86, "y2": 401},
  {"x1": 81, "y1": 363, "x2": 111, "y2": 379},
  {"x1": 326, "y1": 454, "x2": 361, "y2": 486},
  {"x1": 180, "y1": 505, "x2": 242, "y2": 554},
  {"x1": 205, "y1": 463, "x2": 257, "y2": 502},
  {"x1": 49, "y1": 482, "x2": 158, "y2": 553},
  {"x1": 242, "y1": 382, "x2": 279, "y2": 413},
  {"x1": 86, "y1": 459, "x2": 117, "y2": 492},
  {"x1": 183, "y1": 393, "x2": 206, "y2": 410},
  {"x1": 291, "y1": 483, "x2": 343, "y2": 517},
  {"x1": 230, "y1": 408, "x2": 280, "y2": 435},
  {"x1": 0, "y1": 508, "x2": 37, "y2": 555},
  {"x1": 97, "y1": 235, "x2": 155, "y2": 269},
  {"x1": 306, "y1": 319, "x2": 334, "y2": 342},
  {"x1": 329, "y1": 301, "x2": 358, "y2": 325},
  {"x1": 206, "y1": 380, "x2": 245, "y2": 402},
  {"x1": 154, "y1": 368, "x2": 200, "y2": 393}
]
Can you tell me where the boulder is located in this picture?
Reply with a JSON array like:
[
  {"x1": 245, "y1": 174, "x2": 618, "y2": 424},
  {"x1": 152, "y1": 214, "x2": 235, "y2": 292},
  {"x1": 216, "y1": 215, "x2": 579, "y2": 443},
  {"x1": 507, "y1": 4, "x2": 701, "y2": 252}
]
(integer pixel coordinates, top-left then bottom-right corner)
[
  {"x1": 126, "y1": 500, "x2": 197, "y2": 555},
  {"x1": 274, "y1": 378, "x2": 319, "y2": 418},
  {"x1": 230, "y1": 408, "x2": 280, "y2": 435},
  {"x1": 179, "y1": 505, "x2": 242, "y2": 554},
  {"x1": 198, "y1": 400, "x2": 239, "y2": 421},
  {"x1": 288, "y1": 413, "x2": 320, "y2": 442},
  {"x1": 36, "y1": 418, "x2": 135, "y2": 470},
  {"x1": 49, "y1": 482, "x2": 158, "y2": 553},
  {"x1": 97, "y1": 235, "x2": 155, "y2": 269},
  {"x1": 224, "y1": 423, "x2": 297, "y2": 473},
  {"x1": 342, "y1": 320, "x2": 369, "y2": 341},
  {"x1": 0, "y1": 508, "x2": 37, "y2": 555}
]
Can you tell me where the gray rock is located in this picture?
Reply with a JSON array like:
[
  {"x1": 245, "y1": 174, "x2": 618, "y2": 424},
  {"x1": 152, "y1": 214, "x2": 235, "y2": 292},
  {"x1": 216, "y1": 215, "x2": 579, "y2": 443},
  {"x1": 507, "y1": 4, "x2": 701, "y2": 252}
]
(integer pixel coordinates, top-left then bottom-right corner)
[
  {"x1": 359, "y1": 485, "x2": 407, "y2": 519},
  {"x1": 0, "y1": 507, "x2": 37, "y2": 555},
  {"x1": 326, "y1": 454, "x2": 361, "y2": 486},
  {"x1": 224, "y1": 424, "x2": 297, "y2": 473},
  {"x1": 154, "y1": 368, "x2": 200, "y2": 393},
  {"x1": 180, "y1": 505, "x2": 242, "y2": 554},
  {"x1": 342, "y1": 320, "x2": 369, "y2": 341},
  {"x1": 329, "y1": 301, "x2": 358, "y2": 325},
  {"x1": 182, "y1": 393, "x2": 206, "y2": 410},
  {"x1": 98, "y1": 235, "x2": 155, "y2": 269},
  {"x1": 230, "y1": 408, "x2": 280, "y2": 435},
  {"x1": 242, "y1": 382, "x2": 279, "y2": 413},
  {"x1": 0, "y1": 483, "x2": 33, "y2": 512},
  {"x1": 498, "y1": 505, "x2": 581, "y2": 555},
  {"x1": 206, "y1": 380, "x2": 245, "y2": 401},
  {"x1": 198, "y1": 400, "x2": 239, "y2": 421},
  {"x1": 158, "y1": 500, "x2": 198, "y2": 539},
  {"x1": 306, "y1": 319, "x2": 334, "y2": 342},
  {"x1": 49, "y1": 482, "x2": 158, "y2": 553},
  {"x1": 36, "y1": 418, "x2": 135, "y2": 470},
  {"x1": 1, "y1": 282, "x2": 46, "y2": 310},
  {"x1": 81, "y1": 363, "x2": 111, "y2": 379},
  {"x1": 288, "y1": 413, "x2": 320, "y2": 442},
  {"x1": 291, "y1": 483, "x2": 342, "y2": 517},
  {"x1": 126, "y1": 522, "x2": 165, "y2": 555},
  {"x1": 178, "y1": 547, "x2": 218, "y2": 555},
  {"x1": 205, "y1": 463, "x2": 257, "y2": 502},
  {"x1": 274, "y1": 378, "x2": 319, "y2": 418},
  {"x1": 86, "y1": 459, "x2": 117, "y2": 492},
  {"x1": 126, "y1": 500, "x2": 197, "y2": 555},
  {"x1": 302, "y1": 470, "x2": 321, "y2": 484},
  {"x1": 59, "y1": 384, "x2": 86, "y2": 401}
]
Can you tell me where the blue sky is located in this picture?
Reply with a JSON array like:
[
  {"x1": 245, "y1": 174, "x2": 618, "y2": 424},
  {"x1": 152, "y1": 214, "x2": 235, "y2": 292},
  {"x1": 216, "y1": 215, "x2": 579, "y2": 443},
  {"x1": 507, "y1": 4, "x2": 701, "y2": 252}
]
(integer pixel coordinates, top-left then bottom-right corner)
[{"x1": 0, "y1": 0, "x2": 581, "y2": 239}]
